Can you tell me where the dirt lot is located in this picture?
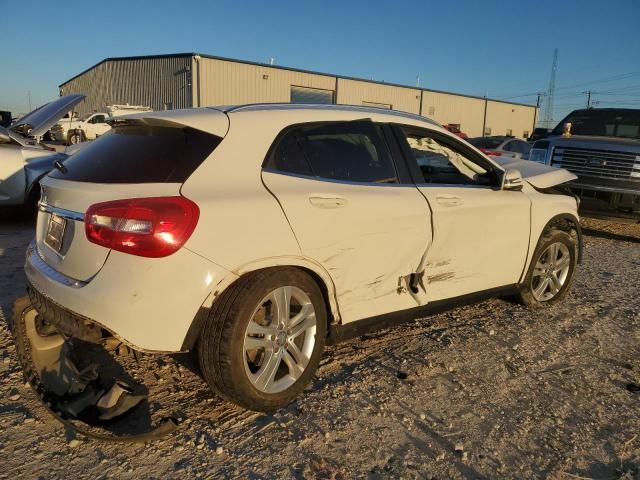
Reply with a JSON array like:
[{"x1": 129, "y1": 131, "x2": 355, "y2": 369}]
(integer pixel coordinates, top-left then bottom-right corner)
[{"x1": 0, "y1": 217, "x2": 638, "y2": 479}]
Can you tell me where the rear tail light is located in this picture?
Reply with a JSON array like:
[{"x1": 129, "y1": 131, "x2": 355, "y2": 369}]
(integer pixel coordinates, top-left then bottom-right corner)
[{"x1": 85, "y1": 196, "x2": 199, "y2": 258}]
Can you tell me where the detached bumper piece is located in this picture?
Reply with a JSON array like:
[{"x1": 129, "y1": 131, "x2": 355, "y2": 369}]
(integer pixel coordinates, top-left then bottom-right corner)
[
  {"x1": 27, "y1": 285, "x2": 103, "y2": 344},
  {"x1": 11, "y1": 295, "x2": 178, "y2": 442}
]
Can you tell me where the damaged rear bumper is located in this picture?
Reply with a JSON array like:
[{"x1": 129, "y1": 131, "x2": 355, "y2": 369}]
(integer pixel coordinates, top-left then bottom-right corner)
[
  {"x1": 27, "y1": 283, "x2": 104, "y2": 344},
  {"x1": 24, "y1": 241, "x2": 234, "y2": 352}
]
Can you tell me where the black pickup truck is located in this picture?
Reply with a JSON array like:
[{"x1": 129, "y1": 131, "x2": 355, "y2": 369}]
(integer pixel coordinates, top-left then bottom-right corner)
[
  {"x1": 0, "y1": 111, "x2": 11, "y2": 128},
  {"x1": 529, "y1": 108, "x2": 640, "y2": 222}
]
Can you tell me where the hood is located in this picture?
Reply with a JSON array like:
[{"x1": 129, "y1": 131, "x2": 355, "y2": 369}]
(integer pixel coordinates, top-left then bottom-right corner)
[
  {"x1": 11, "y1": 94, "x2": 85, "y2": 138},
  {"x1": 494, "y1": 157, "x2": 577, "y2": 189}
]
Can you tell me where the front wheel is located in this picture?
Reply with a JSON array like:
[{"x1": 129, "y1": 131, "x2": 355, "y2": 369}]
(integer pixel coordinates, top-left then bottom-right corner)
[
  {"x1": 198, "y1": 268, "x2": 327, "y2": 412},
  {"x1": 517, "y1": 229, "x2": 577, "y2": 306}
]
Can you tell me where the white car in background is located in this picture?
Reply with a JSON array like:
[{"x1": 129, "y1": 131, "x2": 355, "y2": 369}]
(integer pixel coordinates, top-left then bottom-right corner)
[
  {"x1": 468, "y1": 135, "x2": 532, "y2": 160},
  {"x1": 51, "y1": 104, "x2": 152, "y2": 145},
  {"x1": 0, "y1": 94, "x2": 85, "y2": 211},
  {"x1": 21, "y1": 104, "x2": 582, "y2": 412}
]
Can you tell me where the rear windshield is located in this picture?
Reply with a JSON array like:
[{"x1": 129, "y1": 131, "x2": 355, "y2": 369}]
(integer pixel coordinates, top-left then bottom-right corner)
[
  {"x1": 468, "y1": 137, "x2": 504, "y2": 149},
  {"x1": 50, "y1": 125, "x2": 220, "y2": 183},
  {"x1": 552, "y1": 109, "x2": 640, "y2": 139}
]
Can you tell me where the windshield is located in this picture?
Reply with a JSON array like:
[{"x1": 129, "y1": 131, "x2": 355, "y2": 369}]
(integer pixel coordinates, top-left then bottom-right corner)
[
  {"x1": 552, "y1": 109, "x2": 640, "y2": 139},
  {"x1": 468, "y1": 137, "x2": 504, "y2": 149}
]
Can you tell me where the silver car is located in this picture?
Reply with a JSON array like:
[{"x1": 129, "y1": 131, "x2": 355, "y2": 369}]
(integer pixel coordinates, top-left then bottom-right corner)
[{"x1": 468, "y1": 136, "x2": 532, "y2": 160}]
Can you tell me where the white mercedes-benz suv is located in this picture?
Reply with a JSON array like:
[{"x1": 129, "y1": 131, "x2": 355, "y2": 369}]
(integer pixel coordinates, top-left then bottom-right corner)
[{"x1": 21, "y1": 104, "x2": 582, "y2": 412}]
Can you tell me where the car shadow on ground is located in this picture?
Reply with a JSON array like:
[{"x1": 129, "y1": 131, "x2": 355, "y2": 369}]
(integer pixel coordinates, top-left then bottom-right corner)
[{"x1": 582, "y1": 226, "x2": 640, "y2": 244}]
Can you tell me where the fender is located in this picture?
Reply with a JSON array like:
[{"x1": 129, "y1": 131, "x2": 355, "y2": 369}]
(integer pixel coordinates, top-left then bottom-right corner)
[
  {"x1": 542, "y1": 213, "x2": 583, "y2": 264},
  {"x1": 180, "y1": 255, "x2": 341, "y2": 351},
  {"x1": 519, "y1": 211, "x2": 583, "y2": 285}
]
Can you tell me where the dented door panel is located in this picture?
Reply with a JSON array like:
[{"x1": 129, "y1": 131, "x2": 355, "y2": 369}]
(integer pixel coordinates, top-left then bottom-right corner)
[
  {"x1": 262, "y1": 171, "x2": 432, "y2": 324},
  {"x1": 417, "y1": 186, "x2": 531, "y2": 301}
]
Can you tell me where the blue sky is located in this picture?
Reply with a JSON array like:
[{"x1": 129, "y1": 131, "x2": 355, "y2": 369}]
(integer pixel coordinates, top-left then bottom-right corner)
[{"x1": 1, "y1": 0, "x2": 639, "y2": 124}]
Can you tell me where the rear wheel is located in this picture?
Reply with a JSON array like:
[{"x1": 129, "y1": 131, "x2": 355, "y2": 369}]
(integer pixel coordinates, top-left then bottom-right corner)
[
  {"x1": 67, "y1": 130, "x2": 85, "y2": 145},
  {"x1": 517, "y1": 229, "x2": 577, "y2": 306},
  {"x1": 197, "y1": 268, "x2": 326, "y2": 412}
]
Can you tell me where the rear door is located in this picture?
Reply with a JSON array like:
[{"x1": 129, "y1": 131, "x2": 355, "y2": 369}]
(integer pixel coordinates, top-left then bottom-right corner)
[
  {"x1": 262, "y1": 121, "x2": 432, "y2": 324},
  {"x1": 394, "y1": 125, "x2": 531, "y2": 301}
]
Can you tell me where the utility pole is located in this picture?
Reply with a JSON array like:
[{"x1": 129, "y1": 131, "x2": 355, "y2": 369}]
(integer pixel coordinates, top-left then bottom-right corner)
[
  {"x1": 532, "y1": 92, "x2": 544, "y2": 131},
  {"x1": 584, "y1": 90, "x2": 592, "y2": 108},
  {"x1": 27, "y1": 90, "x2": 32, "y2": 111},
  {"x1": 543, "y1": 48, "x2": 558, "y2": 129}
]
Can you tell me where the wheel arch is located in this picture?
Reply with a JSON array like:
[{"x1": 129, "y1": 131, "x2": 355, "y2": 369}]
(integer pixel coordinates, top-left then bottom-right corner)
[
  {"x1": 181, "y1": 257, "x2": 341, "y2": 351},
  {"x1": 542, "y1": 213, "x2": 583, "y2": 264}
]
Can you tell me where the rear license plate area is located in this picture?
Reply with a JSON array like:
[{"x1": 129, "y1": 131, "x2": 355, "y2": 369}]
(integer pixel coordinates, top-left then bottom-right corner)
[{"x1": 45, "y1": 213, "x2": 67, "y2": 253}]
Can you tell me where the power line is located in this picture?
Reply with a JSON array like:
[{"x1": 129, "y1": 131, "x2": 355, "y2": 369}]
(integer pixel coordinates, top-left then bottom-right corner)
[{"x1": 495, "y1": 72, "x2": 640, "y2": 101}]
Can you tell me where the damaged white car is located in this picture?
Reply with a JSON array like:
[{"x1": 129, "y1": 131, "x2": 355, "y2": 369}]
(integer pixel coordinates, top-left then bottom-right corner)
[
  {"x1": 18, "y1": 104, "x2": 582, "y2": 414},
  {"x1": 0, "y1": 94, "x2": 85, "y2": 213}
]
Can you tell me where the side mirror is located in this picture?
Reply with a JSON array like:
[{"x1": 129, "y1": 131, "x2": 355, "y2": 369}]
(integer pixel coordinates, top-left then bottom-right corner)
[{"x1": 503, "y1": 168, "x2": 523, "y2": 191}]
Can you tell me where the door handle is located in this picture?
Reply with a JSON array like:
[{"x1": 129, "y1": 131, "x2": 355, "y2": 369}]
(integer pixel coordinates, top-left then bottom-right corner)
[
  {"x1": 308, "y1": 195, "x2": 348, "y2": 209},
  {"x1": 435, "y1": 195, "x2": 463, "y2": 206}
]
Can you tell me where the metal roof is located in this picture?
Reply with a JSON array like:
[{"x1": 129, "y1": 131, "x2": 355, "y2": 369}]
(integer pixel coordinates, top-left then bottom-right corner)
[{"x1": 59, "y1": 52, "x2": 536, "y2": 108}]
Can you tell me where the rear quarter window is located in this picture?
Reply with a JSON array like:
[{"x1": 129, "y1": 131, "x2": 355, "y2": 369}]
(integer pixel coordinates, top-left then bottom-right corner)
[{"x1": 50, "y1": 125, "x2": 220, "y2": 183}]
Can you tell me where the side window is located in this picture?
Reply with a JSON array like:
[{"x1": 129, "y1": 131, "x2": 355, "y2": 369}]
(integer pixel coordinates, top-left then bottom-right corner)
[
  {"x1": 90, "y1": 114, "x2": 106, "y2": 124},
  {"x1": 502, "y1": 140, "x2": 516, "y2": 152},
  {"x1": 266, "y1": 131, "x2": 313, "y2": 176},
  {"x1": 401, "y1": 129, "x2": 494, "y2": 186},
  {"x1": 301, "y1": 123, "x2": 397, "y2": 183},
  {"x1": 266, "y1": 122, "x2": 399, "y2": 184}
]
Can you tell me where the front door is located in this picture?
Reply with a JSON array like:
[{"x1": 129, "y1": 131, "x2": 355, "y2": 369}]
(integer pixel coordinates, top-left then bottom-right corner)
[
  {"x1": 394, "y1": 125, "x2": 531, "y2": 301},
  {"x1": 262, "y1": 121, "x2": 432, "y2": 324}
]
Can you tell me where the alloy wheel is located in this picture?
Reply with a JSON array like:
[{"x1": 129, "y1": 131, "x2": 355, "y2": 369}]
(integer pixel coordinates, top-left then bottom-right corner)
[
  {"x1": 243, "y1": 286, "x2": 317, "y2": 393},
  {"x1": 531, "y1": 242, "x2": 571, "y2": 301}
]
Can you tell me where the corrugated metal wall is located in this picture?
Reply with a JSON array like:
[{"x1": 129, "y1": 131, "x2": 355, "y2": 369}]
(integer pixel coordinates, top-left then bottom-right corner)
[
  {"x1": 195, "y1": 57, "x2": 335, "y2": 106},
  {"x1": 421, "y1": 92, "x2": 486, "y2": 137},
  {"x1": 60, "y1": 54, "x2": 537, "y2": 138},
  {"x1": 485, "y1": 100, "x2": 535, "y2": 138},
  {"x1": 60, "y1": 56, "x2": 192, "y2": 115},
  {"x1": 336, "y1": 79, "x2": 421, "y2": 114}
]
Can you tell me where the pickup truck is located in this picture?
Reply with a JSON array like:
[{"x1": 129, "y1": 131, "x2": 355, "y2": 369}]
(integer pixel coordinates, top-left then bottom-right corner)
[
  {"x1": 51, "y1": 104, "x2": 152, "y2": 145},
  {"x1": 529, "y1": 108, "x2": 640, "y2": 221}
]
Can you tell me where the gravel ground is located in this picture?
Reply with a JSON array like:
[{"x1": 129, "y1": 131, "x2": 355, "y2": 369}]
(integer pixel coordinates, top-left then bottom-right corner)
[{"x1": 0, "y1": 216, "x2": 638, "y2": 479}]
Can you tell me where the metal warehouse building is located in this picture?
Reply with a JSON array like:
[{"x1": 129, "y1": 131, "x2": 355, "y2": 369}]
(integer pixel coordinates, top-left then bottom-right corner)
[{"x1": 59, "y1": 53, "x2": 537, "y2": 138}]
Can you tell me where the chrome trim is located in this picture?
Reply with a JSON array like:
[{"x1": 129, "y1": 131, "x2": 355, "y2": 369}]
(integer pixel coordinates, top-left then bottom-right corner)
[
  {"x1": 37, "y1": 202, "x2": 85, "y2": 222},
  {"x1": 25, "y1": 242, "x2": 87, "y2": 288},
  {"x1": 261, "y1": 168, "x2": 414, "y2": 187}
]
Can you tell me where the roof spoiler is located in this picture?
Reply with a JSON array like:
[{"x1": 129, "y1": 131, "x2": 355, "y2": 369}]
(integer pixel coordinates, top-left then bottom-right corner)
[{"x1": 107, "y1": 108, "x2": 230, "y2": 138}]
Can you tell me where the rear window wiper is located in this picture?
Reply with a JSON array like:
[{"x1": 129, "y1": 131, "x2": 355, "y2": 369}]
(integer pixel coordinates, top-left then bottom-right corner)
[{"x1": 53, "y1": 159, "x2": 68, "y2": 174}]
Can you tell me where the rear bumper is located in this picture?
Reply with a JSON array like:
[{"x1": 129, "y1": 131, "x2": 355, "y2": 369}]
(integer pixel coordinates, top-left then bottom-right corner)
[{"x1": 25, "y1": 242, "x2": 235, "y2": 352}]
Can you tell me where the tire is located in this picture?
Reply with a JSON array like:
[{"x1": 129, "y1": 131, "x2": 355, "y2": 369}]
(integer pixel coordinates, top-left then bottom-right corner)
[
  {"x1": 517, "y1": 229, "x2": 577, "y2": 306},
  {"x1": 23, "y1": 184, "x2": 40, "y2": 224},
  {"x1": 67, "y1": 130, "x2": 85, "y2": 145},
  {"x1": 197, "y1": 268, "x2": 327, "y2": 412}
]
